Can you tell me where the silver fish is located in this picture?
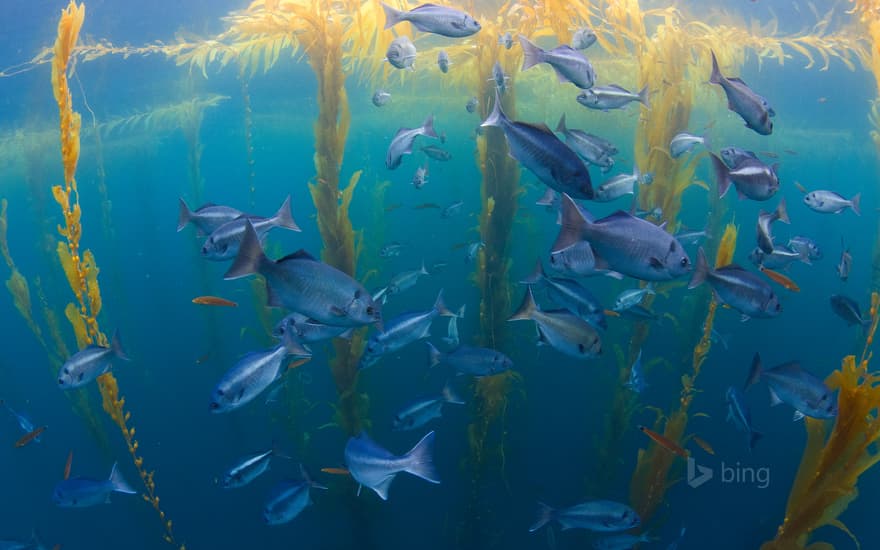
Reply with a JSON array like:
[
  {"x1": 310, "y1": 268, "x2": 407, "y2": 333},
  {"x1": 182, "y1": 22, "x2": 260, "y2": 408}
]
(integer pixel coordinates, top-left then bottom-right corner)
[
  {"x1": 571, "y1": 27, "x2": 597, "y2": 50},
  {"x1": 344, "y1": 431, "x2": 440, "y2": 500},
  {"x1": 386, "y1": 115, "x2": 439, "y2": 170},
  {"x1": 720, "y1": 146, "x2": 758, "y2": 169},
  {"x1": 220, "y1": 447, "x2": 277, "y2": 489},
  {"x1": 392, "y1": 383, "x2": 464, "y2": 431},
  {"x1": 442, "y1": 306, "x2": 464, "y2": 346},
  {"x1": 829, "y1": 294, "x2": 870, "y2": 327},
  {"x1": 709, "y1": 153, "x2": 778, "y2": 201},
  {"x1": 52, "y1": 462, "x2": 136, "y2": 508},
  {"x1": 577, "y1": 84, "x2": 649, "y2": 110},
  {"x1": 384, "y1": 36, "x2": 417, "y2": 70},
  {"x1": 749, "y1": 245, "x2": 808, "y2": 271},
  {"x1": 689, "y1": 248, "x2": 781, "y2": 320},
  {"x1": 837, "y1": 240, "x2": 852, "y2": 282},
  {"x1": 624, "y1": 350, "x2": 647, "y2": 393},
  {"x1": 530, "y1": 500, "x2": 640, "y2": 533},
  {"x1": 709, "y1": 50, "x2": 774, "y2": 135},
  {"x1": 379, "y1": 241, "x2": 407, "y2": 258},
  {"x1": 273, "y1": 312, "x2": 353, "y2": 343},
  {"x1": 674, "y1": 226, "x2": 711, "y2": 246},
  {"x1": 746, "y1": 353, "x2": 837, "y2": 420},
  {"x1": 441, "y1": 200, "x2": 464, "y2": 218},
  {"x1": 520, "y1": 260, "x2": 606, "y2": 329},
  {"x1": 555, "y1": 114, "x2": 615, "y2": 172},
  {"x1": 491, "y1": 61, "x2": 510, "y2": 95},
  {"x1": 421, "y1": 145, "x2": 452, "y2": 161},
  {"x1": 437, "y1": 50, "x2": 450, "y2": 73},
  {"x1": 499, "y1": 32, "x2": 513, "y2": 49},
  {"x1": 669, "y1": 132, "x2": 706, "y2": 158},
  {"x1": 381, "y1": 3, "x2": 481, "y2": 38},
  {"x1": 58, "y1": 330, "x2": 129, "y2": 389},
  {"x1": 804, "y1": 190, "x2": 861, "y2": 215},
  {"x1": 225, "y1": 222, "x2": 382, "y2": 327},
  {"x1": 465, "y1": 241, "x2": 485, "y2": 263},
  {"x1": 519, "y1": 35, "x2": 596, "y2": 89},
  {"x1": 508, "y1": 287, "x2": 602, "y2": 359},
  {"x1": 788, "y1": 236, "x2": 822, "y2": 261},
  {"x1": 372, "y1": 89, "x2": 392, "y2": 107},
  {"x1": 177, "y1": 199, "x2": 245, "y2": 235},
  {"x1": 412, "y1": 165, "x2": 429, "y2": 189},
  {"x1": 613, "y1": 283, "x2": 655, "y2": 312},
  {"x1": 1, "y1": 401, "x2": 40, "y2": 442},
  {"x1": 387, "y1": 261, "x2": 430, "y2": 296},
  {"x1": 726, "y1": 386, "x2": 762, "y2": 451},
  {"x1": 426, "y1": 342, "x2": 512, "y2": 377},
  {"x1": 201, "y1": 195, "x2": 301, "y2": 261},
  {"x1": 262, "y1": 467, "x2": 327, "y2": 525},
  {"x1": 594, "y1": 167, "x2": 652, "y2": 203},
  {"x1": 756, "y1": 198, "x2": 790, "y2": 254},
  {"x1": 466, "y1": 96, "x2": 479, "y2": 113}
]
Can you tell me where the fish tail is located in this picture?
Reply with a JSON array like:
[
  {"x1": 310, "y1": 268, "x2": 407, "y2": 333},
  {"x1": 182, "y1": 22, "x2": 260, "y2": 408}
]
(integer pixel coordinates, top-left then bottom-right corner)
[
  {"x1": 509, "y1": 286, "x2": 538, "y2": 321},
  {"x1": 775, "y1": 197, "x2": 790, "y2": 224},
  {"x1": 709, "y1": 50, "x2": 722, "y2": 85},
  {"x1": 224, "y1": 222, "x2": 267, "y2": 280},
  {"x1": 519, "y1": 259, "x2": 546, "y2": 285},
  {"x1": 851, "y1": 192, "x2": 861, "y2": 216},
  {"x1": 426, "y1": 341, "x2": 443, "y2": 368},
  {"x1": 749, "y1": 430, "x2": 763, "y2": 451},
  {"x1": 555, "y1": 113, "x2": 568, "y2": 134},
  {"x1": 434, "y1": 290, "x2": 455, "y2": 317},
  {"x1": 420, "y1": 260, "x2": 430, "y2": 276},
  {"x1": 481, "y1": 89, "x2": 506, "y2": 128},
  {"x1": 272, "y1": 195, "x2": 301, "y2": 232},
  {"x1": 299, "y1": 464, "x2": 328, "y2": 491},
  {"x1": 176, "y1": 197, "x2": 193, "y2": 232},
  {"x1": 403, "y1": 430, "x2": 440, "y2": 484},
  {"x1": 421, "y1": 115, "x2": 438, "y2": 139},
  {"x1": 687, "y1": 248, "x2": 710, "y2": 289},
  {"x1": 380, "y1": 2, "x2": 404, "y2": 29},
  {"x1": 536, "y1": 187, "x2": 558, "y2": 207},
  {"x1": 551, "y1": 194, "x2": 589, "y2": 253},
  {"x1": 529, "y1": 502, "x2": 555, "y2": 533},
  {"x1": 280, "y1": 324, "x2": 312, "y2": 358},
  {"x1": 108, "y1": 462, "x2": 137, "y2": 495},
  {"x1": 637, "y1": 84, "x2": 650, "y2": 108},
  {"x1": 441, "y1": 381, "x2": 465, "y2": 405},
  {"x1": 745, "y1": 352, "x2": 763, "y2": 391},
  {"x1": 519, "y1": 35, "x2": 544, "y2": 71},
  {"x1": 709, "y1": 153, "x2": 732, "y2": 198},
  {"x1": 110, "y1": 329, "x2": 130, "y2": 361}
]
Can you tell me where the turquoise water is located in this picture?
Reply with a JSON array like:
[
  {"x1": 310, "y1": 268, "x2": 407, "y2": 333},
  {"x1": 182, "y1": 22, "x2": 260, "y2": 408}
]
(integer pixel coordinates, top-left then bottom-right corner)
[{"x1": 0, "y1": 1, "x2": 879, "y2": 548}]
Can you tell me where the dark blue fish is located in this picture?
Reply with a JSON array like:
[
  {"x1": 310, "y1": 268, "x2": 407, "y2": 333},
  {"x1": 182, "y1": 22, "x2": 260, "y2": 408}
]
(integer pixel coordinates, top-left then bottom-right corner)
[
  {"x1": 520, "y1": 260, "x2": 606, "y2": 329},
  {"x1": 720, "y1": 146, "x2": 758, "y2": 169},
  {"x1": 689, "y1": 248, "x2": 781, "y2": 320},
  {"x1": 52, "y1": 462, "x2": 136, "y2": 508},
  {"x1": 745, "y1": 353, "x2": 837, "y2": 421},
  {"x1": 709, "y1": 153, "x2": 779, "y2": 201},
  {"x1": 177, "y1": 199, "x2": 245, "y2": 235},
  {"x1": 529, "y1": 500, "x2": 640, "y2": 533},
  {"x1": 426, "y1": 342, "x2": 512, "y2": 377},
  {"x1": 709, "y1": 50, "x2": 774, "y2": 135},
  {"x1": 624, "y1": 350, "x2": 647, "y2": 393},
  {"x1": 726, "y1": 386, "x2": 762, "y2": 451},
  {"x1": 829, "y1": 294, "x2": 870, "y2": 327},
  {"x1": 262, "y1": 467, "x2": 327, "y2": 525}
]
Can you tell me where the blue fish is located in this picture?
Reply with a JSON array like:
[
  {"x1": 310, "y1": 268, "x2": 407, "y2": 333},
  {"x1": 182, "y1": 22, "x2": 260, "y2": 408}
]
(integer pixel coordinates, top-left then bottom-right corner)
[
  {"x1": 344, "y1": 431, "x2": 440, "y2": 501},
  {"x1": 426, "y1": 342, "x2": 512, "y2": 377},
  {"x1": 624, "y1": 350, "x2": 647, "y2": 393},
  {"x1": 709, "y1": 50, "x2": 774, "y2": 135},
  {"x1": 52, "y1": 462, "x2": 136, "y2": 508},
  {"x1": 746, "y1": 353, "x2": 837, "y2": 421},
  {"x1": 58, "y1": 329, "x2": 129, "y2": 390},
  {"x1": 1, "y1": 401, "x2": 40, "y2": 443},
  {"x1": 262, "y1": 466, "x2": 327, "y2": 525},
  {"x1": 529, "y1": 500, "x2": 640, "y2": 533},
  {"x1": 726, "y1": 386, "x2": 762, "y2": 451}
]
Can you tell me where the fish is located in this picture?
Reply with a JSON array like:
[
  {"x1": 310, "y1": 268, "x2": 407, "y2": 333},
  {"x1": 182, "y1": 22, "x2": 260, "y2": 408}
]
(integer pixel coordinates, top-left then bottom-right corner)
[
  {"x1": 829, "y1": 294, "x2": 870, "y2": 327},
  {"x1": 14, "y1": 426, "x2": 46, "y2": 448},
  {"x1": 219, "y1": 447, "x2": 279, "y2": 489},
  {"x1": 669, "y1": 132, "x2": 707, "y2": 158},
  {"x1": 720, "y1": 146, "x2": 758, "y2": 169},
  {"x1": 372, "y1": 89, "x2": 391, "y2": 107},
  {"x1": 666, "y1": 527, "x2": 687, "y2": 550},
  {"x1": 200, "y1": 196, "x2": 301, "y2": 261},
  {"x1": 553, "y1": 194, "x2": 691, "y2": 282},
  {"x1": 788, "y1": 236, "x2": 823, "y2": 261},
  {"x1": 441, "y1": 200, "x2": 464, "y2": 218},
  {"x1": 64, "y1": 451, "x2": 73, "y2": 480},
  {"x1": 691, "y1": 435, "x2": 715, "y2": 455},
  {"x1": 547, "y1": 240, "x2": 622, "y2": 281},
  {"x1": 412, "y1": 202, "x2": 441, "y2": 210},
  {"x1": 192, "y1": 295, "x2": 238, "y2": 307},
  {"x1": 709, "y1": 153, "x2": 778, "y2": 201},
  {"x1": 689, "y1": 248, "x2": 781, "y2": 320},
  {"x1": 756, "y1": 198, "x2": 790, "y2": 254},
  {"x1": 803, "y1": 190, "x2": 861, "y2": 215},
  {"x1": 381, "y1": 3, "x2": 481, "y2": 38},
  {"x1": 837, "y1": 240, "x2": 852, "y2": 282},
  {"x1": 758, "y1": 265, "x2": 800, "y2": 292},
  {"x1": 379, "y1": 241, "x2": 407, "y2": 258},
  {"x1": 442, "y1": 306, "x2": 463, "y2": 346},
  {"x1": 384, "y1": 36, "x2": 417, "y2": 70},
  {"x1": 594, "y1": 533, "x2": 653, "y2": 550},
  {"x1": 427, "y1": 342, "x2": 512, "y2": 377},
  {"x1": 529, "y1": 500, "x2": 641, "y2": 533},
  {"x1": 465, "y1": 241, "x2": 485, "y2": 263},
  {"x1": 594, "y1": 167, "x2": 652, "y2": 202},
  {"x1": 520, "y1": 260, "x2": 607, "y2": 329},
  {"x1": 571, "y1": 27, "x2": 597, "y2": 50},
  {"x1": 509, "y1": 287, "x2": 602, "y2": 359},
  {"x1": 555, "y1": 114, "x2": 615, "y2": 172},
  {"x1": 638, "y1": 425, "x2": 689, "y2": 458},
  {"x1": 498, "y1": 32, "x2": 513, "y2": 49},
  {"x1": 392, "y1": 383, "x2": 465, "y2": 431},
  {"x1": 225, "y1": 222, "x2": 382, "y2": 327},
  {"x1": 481, "y1": 91, "x2": 594, "y2": 199},
  {"x1": 386, "y1": 115, "x2": 438, "y2": 170},
  {"x1": 1, "y1": 400, "x2": 40, "y2": 443},
  {"x1": 519, "y1": 35, "x2": 596, "y2": 89},
  {"x1": 359, "y1": 291, "x2": 455, "y2": 369},
  {"x1": 344, "y1": 431, "x2": 440, "y2": 501},
  {"x1": 58, "y1": 329, "x2": 129, "y2": 389},
  {"x1": 619, "y1": 304, "x2": 659, "y2": 322},
  {"x1": 436, "y1": 50, "x2": 450, "y2": 73},
  {"x1": 465, "y1": 96, "x2": 479, "y2": 113},
  {"x1": 749, "y1": 245, "x2": 809, "y2": 271},
  {"x1": 209, "y1": 325, "x2": 311, "y2": 413},
  {"x1": 745, "y1": 353, "x2": 837, "y2": 421},
  {"x1": 421, "y1": 145, "x2": 452, "y2": 161},
  {"x1": 709, "y1": 50, "x2": 774, "y2": 135},
  {"x1": 411, "y1": 164, "x2": 429, "y2": 189},
  {"x1": 52, "y1": 462, "x2": 136, "y2": 508},
  {"x1": 384, "y1": 203, "x2": 403, "y2": 213},
  {"x1": 491, "y1": 61, "x2": 510, "y2": 95},
  {"x1": 613, "y1": 283, "x2": 655, "y2": 312},
  {"x1": 177, "y1": 199, "x2": 245, "y2": 235},
  {"x1": 387, "y1": 261, "x2": 430, "y2": 296},
  {"x1": 760, "y1": 150, "x2": 780, "y2": 159},
  {"x1": 576, "y1": 84, "x2": 649, "y2": 111},
  {"x1": 726, "y1": 386, "x2": 762, "y2": 451},
  {"x1": 0, "y1": 531, "x2": 47, "y2": 550},
  {"x1": 262, "y1": 467, "x2": 328, "y2": 525},
  {"x1": 624, "y1": 350, "x2": 647, "y2": 393},
  {"x1": 674, "y1": 226, "x2": 711, "y2": 246},
  {"x1": 320, "y1": 467, "x2": 350, "y2": 476}
]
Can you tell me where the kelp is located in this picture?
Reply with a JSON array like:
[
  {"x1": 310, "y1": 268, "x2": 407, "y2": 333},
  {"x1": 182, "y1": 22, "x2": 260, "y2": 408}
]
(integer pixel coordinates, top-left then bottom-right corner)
[
  {"x1": 49, "y1": 3, "x2": 182, "y2": 547},
  {"x1": 762, "y1": 293, "x2": 880, "y2": 550}
]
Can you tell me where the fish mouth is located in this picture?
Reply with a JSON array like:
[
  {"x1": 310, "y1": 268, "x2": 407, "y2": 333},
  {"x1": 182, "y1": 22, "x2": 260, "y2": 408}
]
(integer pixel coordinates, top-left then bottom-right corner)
[{"x1": 209, "y1": 402, "x2": 221, "y2": 412}]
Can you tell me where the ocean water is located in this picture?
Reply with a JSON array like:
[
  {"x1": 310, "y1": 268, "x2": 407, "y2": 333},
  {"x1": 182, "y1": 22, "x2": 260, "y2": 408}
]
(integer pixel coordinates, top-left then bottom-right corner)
[{"x1": 0, "y1": 1, "x2": 878, "y2": 549}]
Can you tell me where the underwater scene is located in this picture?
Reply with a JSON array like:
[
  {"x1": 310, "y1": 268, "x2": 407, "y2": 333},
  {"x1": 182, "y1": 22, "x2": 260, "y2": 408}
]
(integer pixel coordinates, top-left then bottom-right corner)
[{"x1": 2, "y1": 0, "x2": 880, "y2": 548}]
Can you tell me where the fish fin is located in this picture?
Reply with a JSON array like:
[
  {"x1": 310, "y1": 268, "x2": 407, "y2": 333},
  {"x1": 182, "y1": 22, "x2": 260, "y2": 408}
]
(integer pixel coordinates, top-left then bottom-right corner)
[
  {"x1": 740, "y1": 314, "x2": 751, "y2": 322},
  {"x1": 338, "y1": 328, "x2": 355, "y2": 340},
  {"x1": 536, "y1": 187, "x2": 558, "y2": 207},
  {"x1": 776, "y1": 197, "x2": 790, "y2": 224},
  {"x1": 745, "y1": 352, "x2": 762, "y2": 390},
  {"x1": 637, "y1": 85, "x2": 650, "y2": 108},
  {"x1": 110, "y1": 329, "x2": 130, "y2": 361},
  {"x1": 769, "y1": 387, "x2": 783, "y2": 407},
  {"x1": 750, "y1": 430, "x2": 763, "y2": 451},
  {"x1": 555, "y1": 113, "x2": 568, "y2": 134},
  {"x1": 851, "y1": 192, "x2": 861, "y2": 216},
  {"x1": 552, "y1": 66, "x2": 572, "y2": 84},
  {"x1": 224, "y1": 222, "x2": 267, "y2": 279},
  {"x1": 519, "y1": 259, "x2": 546, "y2": 285},
  {"x1": 709, "y1": 51, "x2": 722, "y2": 84},
  {"x1": 687, "y1": 248, "x2": 709, "y2": 289},
  {"x1": 280, "y1": 324, "x2": 311, "y2": 358},
  {"x1": 272, "y1": 195, "x2": 301, "y2": 232},
  {"x1": 373, "y1": 476, "x2": 395, "y2": 500},
  {"x1": 176, "y1": 197, "x2": 193, "y2": 232},
  {"x1": 420, "y1": 260, "x2": 430, "y2": 276},
  {"x1": 648, "y1": 257, "x2": 664, "y2": 270},
  {"x1": 551, "y1": 194, "x2": 590, "y2": 253},
  {"x1": 380, "y1": 2, "x2": 404, "y2": 29},
  {"x1": 441, "y1": 381, "x2": 465, "y2": 405},
  {"x1": 481, "y1": 89, "x2": 506, "y2": 128},
  {"x1": 299, "y1": 464, "x2": 328, "y2": 491},
  {"x1": 709, "y1": 153, "x2": 731, "y2": 198},
  {"x1": 281, "y1": 249, "x2": 318, "y2": 262},
  {"x1": 421, "y1": 114, "x2": 438, "y2": 139},
  {"x1": 108, "y1": 462, "x2": 137, "y2": 495},
  {"x1": 434, "y1": 290, "x2": 454, "y2": 317},
  {"x1": 403, "y1": 430, "x2": 440, "y2": 484},
  {"x1": 529, "y1": 501, "x2": 555, "y2": 533},
  {"x1": 509, "y1": 286, "x2": 538, "y2": 321},
  {"x1": 329, "y1": 306, "x2": 348, "y2": 317},
  {"x1": 792, "y1": 410, "x2": 805, "y2": 422},
  {"x1": 265, "y1": 283, "x2": 282, "y2": 308},
  {"x1": 518, "y1": 35, "x2": 544, "y2": 71},
  {"x1": 426, "y1": 341, "x2": 442, "y2": 368}
]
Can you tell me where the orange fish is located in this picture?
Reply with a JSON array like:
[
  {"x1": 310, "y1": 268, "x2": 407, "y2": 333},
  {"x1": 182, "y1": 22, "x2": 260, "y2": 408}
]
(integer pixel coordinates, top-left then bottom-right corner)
[
  {"x1": 692, "y1": 435, "x2": 715, "y2": 455},
  {"x1": 15, "y1": 426, "x2": 46, "y2": 448},
  {"x1": 286, "y1": 358, "x2": 311, "y2": 371},
  {"x1": 759, "y1": 266, "x2": 800, "y2": 292},
  {"x1": 321, "y1": 467, "x2": 351, "y2": 476},
  {"x1": 192, "y1": 296, "x2": 238, "y2": 307},
  {"x1": 64, "y1": 450, "x2": 73, "y2": 480},
  {"x1": 638, "y1": 425, "x2": 689, "y2": 458},
  {"x1": 794, "y1": 181, "x2": 808, "y2": 194},
  {"x1": 603, "y1": 310, "x2": 621, "y2": 317}
]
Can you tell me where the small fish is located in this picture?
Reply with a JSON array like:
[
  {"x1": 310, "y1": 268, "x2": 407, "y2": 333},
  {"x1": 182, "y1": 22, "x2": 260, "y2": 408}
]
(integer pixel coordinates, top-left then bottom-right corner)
[
  {"x1": 594, "y1": 533, "x2": 653, "y2": 550},
  {"x1": 709, "y1": 153, "x2": 779, "y2": 201},
  {"x1": 427, "y1": 342, "x2": 512, "y2": 377},
  {"x1": 392, "y1": 383, "x2": 465, "y2": 431},
  {"x1": 437, "y1": 50, "x2": 450, "y2": 73},
  {"x1": 379, "y1": 241, "x2": 406, "y2": 258},
  {"x1": 520, "y1": 260, "x2": 607, "y2": 329},
  {"x1": 709, "y1": 50, "x2": 774, "y2": 135},
  {"x1": 441, "y1": 200, "x2": 464, "y2": 218},
  {"x1": 758, "y1": 266, "x2": 800, "y2": 292},
  {"x1": 498, "y1": 32, "x2": 513, "y2": 49},
  {"x1": 691, "y1": 435, "x2": 715, "y2": 455},
  {"x1": 421, "y1": 145, "x2": 452, "y2": 161},
  {"x1": 638, "y1": 425, "x2": 689, "y2": 458},
  {"x1": 442, "y1": 306, "x2": 464, "y2": 346},
  {"x1": 519, "y1": 35, "x2": 596, "y2": 89},
  {"x1": 177, "y1": 199, "x2": 245, "y2": 235},
  {"x1": 837, "y1": 240, "x2": 852, "y2": 282},
  {"x1": 381, "y1": 3, "x2": 481, "y2": 38},
  {"x1": 52, "y1": 462, "x2": 136, "y2": 508},
  {"x1": 466, "y1": 96, "x2": 479, "y2": 113},
  {"x1": 577, "y1": 84, "x2": 649, "y2": 111},
  {"x1": 263, "y1": 466, "x2": 327, "y2": 525},
  {"x1": 746, "y1": 353, "x2": 837, "y2": 420},
  {"x1": 749, "y1": 245, "x2": 808, "y2": 271},
  {"x1": 344, "y1": 431, "x2": 440, "y2": 500},
  {"x1": 726, "y1": 386, "x2": 762, "y2": 451},
  {"x1": 411, "y1": 165, "x2": 429, "y2": 189},
  {"x1": 465, "y1": 241, "x2": 485, "y2": 263},
  {"x1": 571, "y1": 27, "x2": 597, "y2": 50},
  {"x1": 1, "y1": 400, "x2": 39, "y2": 442},
  {"x1": 384, "y1": 36, "x2": 417, "y2": 70},
  {"x1": 530, "y1": 500, "x2": 640, "y2": 533},
  {"x1": 387, "y1": 262, "x2": 430, "y2": 297},
  {"x1": 64, "y1": 451, "x2": 73, "y2": 480},
  {"x1": 794, "y1": 181, "x2": 808, "y2": 193},
  {"x1": 689, "y1": 248, "x2": 781, "y2": 320},
  {"x1": 320, "y1": 467, "x2": 350, "y2": 476},
  {"x1": 555, "y1": 115, "x2": 615, "y2": 173},
  {"x1": 756, "y1": 198, "x2": 790, "y2": 254},
  {"x1": 613, "y1": 284, "x2": 655, "y2": 312},
  {"x1": 384, "y1": 203, "x2": 403, "y2": 213},
  {"x1": 386, "y1": 115, "x2": 439, "y2": 170},
  {"x1": 491, "y1": 61, "x2": 510, "y2": 95},
  {"x1": 669, "y1": 132, "x2": 707, "y2": 158},
  {"x1": 14, "y1": 426, "x2": 46, "y2": 448},
  {"x1": 674, "y1": 226, "x2": 711, "y2": 246},
  {"x1": 372, "y1": 90, "x2": 392, "y2": 107},
  {"x1": 509, "y1": 287, "x2": 602, "y2": 359},
  {"x1": 200, "y1": 196, "x2": 301, "y2": 261},
  {"x1": 58, "y1": 329, "x2": 129, "y2": 389},
  {"x1": 624, "y1": 350, "x2": 647, "y2": 393},
  {"x1": 220, "y1": 447, "x2": 279, "y2": 489},
  {"x1": 195, "y1": 352, "x2": 212, "y2": 365},
  {"x1": 192, "y1": 295, "x2": 238, "y2": 307},
  {"x1": 803, "y1": 190, "x2": 861, "y2": 215},
  {"x1": 788, "y1": 236, "x2": 822, "y2": 261},
  {"x1": 830, "y1": 294, "x2": 870, "y2": 327},
  {"x1": 720, "y1": 146, "x2": 758, "y2": 169},
  {"x1": 594, "y1": 167, "x2": 652, "y2": 203},
  {"x1": 412, "y1": 202, "x2": 441, "y2": 210}
]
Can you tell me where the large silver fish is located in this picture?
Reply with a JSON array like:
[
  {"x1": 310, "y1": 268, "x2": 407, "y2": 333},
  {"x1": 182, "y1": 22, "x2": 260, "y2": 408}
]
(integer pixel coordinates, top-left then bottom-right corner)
[
  {"x1": 344, "y1": 431, "x2": 440, "y2": 501},
  {"x1": 520, "y1": 260, "x2": 606, "y2": 329},
  {"x1": 386, "y1": 115, "x2": 438, "y2": 169},
  {"x1": 709, "y1": 50, "x2": 774, "y2": 135},
  {"x1": 688, "y1": 248, "x2": 781, "y2": 320},
  {"x1": 482, "y1": 92, "x2": 593, "y2": 199},
  {"x1": 200, "y1": 195, "x2": 300, "y2": 261},
  {"x1": 803, "y1": 190, "x2": 861, "y2": 215},
  {"x1": 381, "y1": 3, "x2": 481, "y2": 38},
  {"x1": 177, "y1": 198, "x2": 245, "y2": 235},
  {"x1": 509, "y1": 287, "x2": 601, "y2": 359},
  {"x1": 745, "y1": 353, "x2": 837, "y2": 421},
  {"x1": 709, "y1": 153, "x2": 778, "y2": 201},
  {"x1": 756, "y1": 198, "x2": 789, "y2": 254},
  {"x1": 58, "y1": 330, "x2": 129, "y2": 390},
  {"x1": 576, "y1": 84, "x2": 649, "y2": 111},
  {"x1": 225, "y1": 222, "x2": 382, "y2": 327},
  {"x1": 519, "y1": 35, "x2": 596, "y2": 89}
]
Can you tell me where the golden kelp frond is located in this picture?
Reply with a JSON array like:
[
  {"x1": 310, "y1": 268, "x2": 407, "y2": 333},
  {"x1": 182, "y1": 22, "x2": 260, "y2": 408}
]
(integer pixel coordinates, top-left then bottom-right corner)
[
  {"x1": 100, "y1": 95, "x2": 228, "y2": 136},
  {"x1": 714, "y1": 222, "x2": 738, "y2": 268}
]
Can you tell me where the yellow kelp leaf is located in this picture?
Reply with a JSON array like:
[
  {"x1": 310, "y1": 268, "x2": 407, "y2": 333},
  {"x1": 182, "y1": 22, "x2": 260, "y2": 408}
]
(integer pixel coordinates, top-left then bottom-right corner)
[
  {"x1": 65, "y1": 302, "x2": 90, "y2": 349},
  {"x1": 82, "y1": 249, "x2": 102, "y2": 319},
  {"x1": 56, "y1": 242, "x2": 81, "y2": 303},
  {"x1": 715, "y1": 223, "x2": 738, "y2": 268}
]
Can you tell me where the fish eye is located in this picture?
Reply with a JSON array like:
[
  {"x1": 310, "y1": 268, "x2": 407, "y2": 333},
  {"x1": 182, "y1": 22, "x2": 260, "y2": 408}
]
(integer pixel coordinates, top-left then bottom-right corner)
[
  {"x1": 680, "y1": 257, "x2": 689, "y2": 267},
  {"x1": 354, "y1": 290, "x2": 362, "y2": 299},
  {"x1": 217, "y1": 389, "x2": 225, "y2": 396},
  {"x1": 209, "y1": 402, "x2": 219, "y2": 410},
  {"x1": 57, "y1": 379, "x2": 64, "y2": 385},
  {"x1": 366, "y1": 306, "x2": 374, "y2": 315}
]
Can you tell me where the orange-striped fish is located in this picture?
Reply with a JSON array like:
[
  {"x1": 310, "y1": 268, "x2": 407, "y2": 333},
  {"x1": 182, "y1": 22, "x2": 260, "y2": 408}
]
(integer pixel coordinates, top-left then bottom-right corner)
[
  {"x1": 603, "y1": 310, "x2": 621, "y2": 317},
  {"x1": 638, "y1": 425, "x2": 689, "y2": 458},
  {"x1": 192, "y1": 296, "x2": 238, "y2": 307},
  {"x1": 64, "y1": 450, "x2": 73, "y2": 480},
  {"x1": 321, "y1": 467, "x2": 350, "y2": 476},
  {"x1": 15, "y1": 425, "x2": 46, "y2": 448},
  {"x1": 692, "y1": 435, "x2": 715, "y2": 455},
  {"x1": 759, "y1": 266, "x2": 800, "y2": 292}
]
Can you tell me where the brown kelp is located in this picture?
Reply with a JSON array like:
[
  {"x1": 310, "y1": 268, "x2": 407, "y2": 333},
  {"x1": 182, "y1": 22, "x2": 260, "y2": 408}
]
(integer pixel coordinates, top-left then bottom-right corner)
[{"x1": 49, "y1": 3, "x2": 183, "y2": 547}]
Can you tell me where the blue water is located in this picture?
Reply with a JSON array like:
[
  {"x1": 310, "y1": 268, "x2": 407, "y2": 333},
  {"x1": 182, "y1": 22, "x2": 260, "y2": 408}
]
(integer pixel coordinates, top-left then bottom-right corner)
[{"x1": 0, "y1": 1, "x2": 878, "y2": 548}]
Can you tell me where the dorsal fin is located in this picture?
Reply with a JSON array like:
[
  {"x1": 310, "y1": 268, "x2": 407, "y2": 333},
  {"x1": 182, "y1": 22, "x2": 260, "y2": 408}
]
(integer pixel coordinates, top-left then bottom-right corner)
[{"x1": 279, "y1": 249, "x2": 318, "y2": 262}]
